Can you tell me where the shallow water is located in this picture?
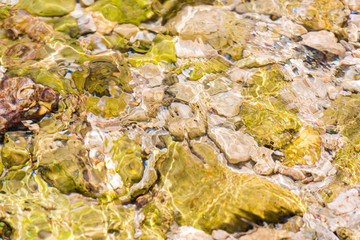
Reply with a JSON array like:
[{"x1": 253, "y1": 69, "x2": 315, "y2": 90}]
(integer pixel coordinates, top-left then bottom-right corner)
[{"x1": 0, "y1": 0, "x2": 360, "y2": 239}]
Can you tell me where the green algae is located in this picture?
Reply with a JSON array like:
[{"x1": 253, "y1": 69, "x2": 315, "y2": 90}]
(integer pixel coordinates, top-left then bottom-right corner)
[
  {"x1": 1, "y1": 131, "x2": 30, "y2": 170},
  {"x1": 0, "y1": 5, "x2": 12, "y2": 19},
  {"x1": 102, "y1": 33, "x2": 129, "y2": 51},
  {"x1": 86, "y1": 94, "x2": 128, "y2": 118},
  {"x1": 241, "y1": 98, "x2": 302, "y2": 149},
  {"x1": 31, "y1": 95, "x2": 102, "y2": 197},
  {"x1": 140, "y1": 141, "x2": 306, "y2": 236},
  {"x1": 16, "y1": 0, "x2": 76, "y2": 17},
  {"x1": 283, "y1": 126, "x2": 321, "y2": 167},
  {"x1": 243, "y1": 65, "x2": 287, "y2": 98},
  {"x1": 175, "y1": 57, "x2": 229, "y2": 81},
  {"x1": 322, "y1": 94, "x2": 360, "y2": 195},
  {"x1": 128, "y1": 34, "x2": 176, "y2": 67},
  {"x1": 87, "y1": 0, "x2": 154, "y2": 25},
  {"x1": 138, "y1": 190, "x2": 175, "y2": 240},
  {"x1": 0, "y1": 174, "x2": 135, "y2": 239},
  {"x1": 82, "y1": 52, "x2": 132, "y2": 96},
  {"x1": 47, "y1": 16, "x2": 80, "y2": 38},
  {"x1": 111, "y1": 136, "x2": 144, "y2": 189}
]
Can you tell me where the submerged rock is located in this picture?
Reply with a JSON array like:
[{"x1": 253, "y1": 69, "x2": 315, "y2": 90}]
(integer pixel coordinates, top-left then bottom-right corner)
[
  {"x1": 87, "y1": 0, "x2": 154, "y2": 25},
  {"x1": 301, "y1": 30, "x2": 346, "y2": 56},
  {"x1": 283, "y1": 126, "x2": 321, "y2": 167},
  {"x1": 235, "y1": 0, "x2": 346, "y2": 32},
  {"x1": 0, "y1": 174, "x2": 135, "y2": 239},
  {"x1": 152, "y1": 141, "x2": 306, "y2": 234},
  {"x1": 128, "y1": 34, "x2": 176, "y2": 67},
  {"x1": 0, "y1": 77, "x2": 59, "y2": 131},
  {"x1": 2, "y1": 9, "x2": 54, "y2": 42},
  {"x1": 16, "y1": 0, "x2": 76, "y2": 16},
  {"x1": 1, "y1": 131, "x2": 30, "y2": 170},
  {"x1": 240, "y1": 98, "x2": 302, "y2": 149},
  {"x1": 208, "y1": 126, "x2": 255, "y2": 164},
  {"x1": 166, "y1": 5, "x2": 252, "y2": 60}
]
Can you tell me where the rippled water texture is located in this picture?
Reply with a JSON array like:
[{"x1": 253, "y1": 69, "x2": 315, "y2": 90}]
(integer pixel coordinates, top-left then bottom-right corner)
[{"x1": 0, "y1": 0, "x2": 360, "y2": 239}]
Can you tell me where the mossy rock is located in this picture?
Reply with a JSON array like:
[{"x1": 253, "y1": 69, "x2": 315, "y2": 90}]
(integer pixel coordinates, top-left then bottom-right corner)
[
  {"x1": 142, "y1": 141, "x2": 306, "y2": 235},
  {"x1": 243, "y1": 65, "x2": 287, "y2": 98},
  {"x1": 0, "y1": 174, "x2": 135, "y2": 239},
  {"x1": 16, "y1": 0, "x2": 76, "y2": 17},
  {"x1": 128, "y1": 34, "x2": 176, "y2": 67},
  {"x1": 87, "y1": 0, "x2": 154, "y2": 25},
  {"x1": 47, "y1": 16, "x2": 80, "y2": 38},
  {"x1": 283, "y1": 126, "x2": 321, "y2": 167},
  {"x1": 86, "y1": 94, "x2": 128, "y2": 118},
  {"x1": 175, "y1": 57, "x2": 229, "y2": 81},
  {"x1": 241, "y1": 98, "x2": 302, "y2": 149},
  {"x1": 111, "y1": 136, "x2": 144, "y2": 189},
  {"x1": 1, "y1": 131, "x2": 30, "y2": 170}
]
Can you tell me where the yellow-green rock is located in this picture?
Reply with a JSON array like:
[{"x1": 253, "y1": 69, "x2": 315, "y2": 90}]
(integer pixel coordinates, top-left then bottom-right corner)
[
  {"x1": 83, "y1": 52, "x2": 132, "y2": 96},
  {"x1": 147, "y1": 141, "x2": 306, "y2": 234},
  {"x1": 16, "y1": 0, "x2": 76, "y2": 17},
  {"x1": 175, "y1": 57, "x2": 229, "y2": 81},
  {"x1": 128, "y1": 34, "x2": 176, "y2": 67},
  {"x1": 283, "y1": 126, "x2": 321, "y2": 167},
  {"x1": 243, "y1": 65, "x2": 287, "y2": 98},
  {"x1": 31, "y1": 95, "x2": 103, "y2": 197},
  {"x1": 1, "y1": 131, "x2": 30, "y2": 170},
  {"x1": 87, "y1": 0, "x2": 154, "y2": 25},
  {"x1": 241, "y1": 98, "x2": 302, "y2": 149},
  {"x1": 111, "y1": 136, "x2": 144, "y2": 189},
  {"x1": 48, "y1": 16, "x2": 80, "y2": 38},
  {"x1": 86, "y1": 95, "x2": 128, "y2": 118},
  {"x1": 323, "y1": 94, "x2": 360, "y2": 187},
  {"x1": 0, "y1": 174, "x2": 135, "y2": 239}
]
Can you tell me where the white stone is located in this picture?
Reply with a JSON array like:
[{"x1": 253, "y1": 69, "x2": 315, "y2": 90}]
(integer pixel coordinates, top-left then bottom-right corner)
[
  {"x1": 77, "y1": 13, "x2": 96, "y2": 34},
  {"x1": 208, "y1": 126, "x2": 255, "y2": 164},
  {"x1": 301, "y1": 30, "x2": 346, "y2": 56},
  {"x1": 341, "y1": 80, "x2": 360, "y2": 92},
  {"x1": 209, "y1": 90, "x2": 242, "y2": 118},
  {"x1": 114, "y1": 24, "x2": 140, "y2": 39}
]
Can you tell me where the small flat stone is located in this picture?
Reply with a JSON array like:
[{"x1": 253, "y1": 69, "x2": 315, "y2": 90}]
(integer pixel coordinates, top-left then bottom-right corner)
[{"x1": 301, "y1": 30, "x2": 346, "y2": 56}]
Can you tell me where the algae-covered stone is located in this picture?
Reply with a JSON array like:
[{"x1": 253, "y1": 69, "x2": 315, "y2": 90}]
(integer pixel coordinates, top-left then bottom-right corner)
[
  {"x1": 138, "y1": 190, "x2": 175, "y2": 240},
  {"x1": 111, "y1": 136, "x2": 144, "y2": 188},
  {"x1": 83, "y1": 52, "x2": 132, "y2": 96},
  {"x1": 323, "y1": 94, "x2": 360, "y2": 149},
  {"x1": 31, "y1": 95, "x2": 105, "y2": 197},
  {"x1": 48, "y1": 15, "x2": 80, "y2": 38},
  {"x1": 175, "y1": 57, "x2": 229, "y2": 81},
  {"x1": 16, "y1": 0, "x2": 76, "y2": 16},
  {"x1": 0, "y1": 77, "x2": 59, "y2": 131},
  {"x1": 87, "y1": 0, "x2": 154, "y2": 25},
  {"x1": 323, "y1": 94, "x2": 360, "y2": 186},
  {"x1": 0, "y1": 174, "x2": 135, "y2": 239},
  {"x1": 283, "y1": 126, "x2": 321, "y2": 167},
  {"x1": 128, "y1": 34, "x2": 176, "y2": 67},
  {"x1": 1, "y1": 131, "x2": 30, "y2": 170},
  {"x1": 166, "y1": 6, "x2": 252, "y2": 60},
  {"x1": 152, "y1": 141, "x2": 306, "y2": 234},
  {"x1": 243, "y1": 65, "x2": 287, "y2": 98},
  {"x1": 86, "y1": 95, "x2": 128, "y2": 118},
  {"x1": 241, "y1": 98, "x2": 302, "y2": 149}
]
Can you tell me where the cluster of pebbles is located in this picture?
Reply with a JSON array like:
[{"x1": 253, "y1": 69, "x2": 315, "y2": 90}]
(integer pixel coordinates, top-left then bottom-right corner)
[{"x1": 0, "y1": 0, "x2": 360, "y2": 239}]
